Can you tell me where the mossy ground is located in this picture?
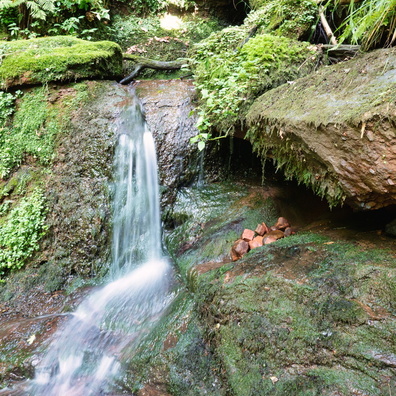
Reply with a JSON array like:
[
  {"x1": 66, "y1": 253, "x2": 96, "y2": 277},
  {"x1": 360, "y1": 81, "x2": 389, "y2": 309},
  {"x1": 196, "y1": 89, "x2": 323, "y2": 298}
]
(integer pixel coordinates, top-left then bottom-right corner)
[
  {"x1": 166, "y1": 180, "x2": 396, "y2": 395},
  {"x1": 0, "y1": 36, "x2": 122, "y2": 89}
]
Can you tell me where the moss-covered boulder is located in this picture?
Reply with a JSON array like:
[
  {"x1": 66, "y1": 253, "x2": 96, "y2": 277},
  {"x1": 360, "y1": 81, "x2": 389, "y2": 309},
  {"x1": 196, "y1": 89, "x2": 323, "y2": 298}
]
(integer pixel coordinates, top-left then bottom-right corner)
[
  {"x1": 247, "y1": 47, "x2": 396, "y2": 210},
  {"x1": 0, "y1": 36, "x2": 123, "y2": 89},
  {"x1": 165, "y1": 181, "x2": 396, "y2": 396}
]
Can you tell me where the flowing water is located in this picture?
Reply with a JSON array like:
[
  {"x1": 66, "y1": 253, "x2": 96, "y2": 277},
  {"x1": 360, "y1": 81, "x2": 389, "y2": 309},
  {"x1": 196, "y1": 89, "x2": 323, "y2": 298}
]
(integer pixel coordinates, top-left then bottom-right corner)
[{"x1": 29, "y1": 93, "x2": 174, "y2": 395}]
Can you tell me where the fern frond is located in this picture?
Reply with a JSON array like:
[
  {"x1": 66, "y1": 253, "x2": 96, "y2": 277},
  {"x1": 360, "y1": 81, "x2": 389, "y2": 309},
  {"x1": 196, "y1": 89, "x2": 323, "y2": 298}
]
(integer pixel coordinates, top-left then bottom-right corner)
[{"x1": 25, "y1": 0, "x2": 55, "y2": 20}]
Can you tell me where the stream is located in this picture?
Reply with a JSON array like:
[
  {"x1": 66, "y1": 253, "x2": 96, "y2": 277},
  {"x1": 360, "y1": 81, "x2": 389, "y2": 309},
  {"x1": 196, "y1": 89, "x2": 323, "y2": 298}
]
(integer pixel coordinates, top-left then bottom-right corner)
[{"x1": 28, "y1": 91, "x2": 174, "y2": 395}]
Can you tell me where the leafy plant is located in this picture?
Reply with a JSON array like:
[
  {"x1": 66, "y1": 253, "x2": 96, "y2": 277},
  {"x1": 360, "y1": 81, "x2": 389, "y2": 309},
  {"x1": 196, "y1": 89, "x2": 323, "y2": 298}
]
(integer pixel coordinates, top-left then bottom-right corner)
[
  {"x1": 0, "y1": 90, "x2": 17, "y2": 127},
  {"x1": 0, "y1": 188, "x2": 48, "y2": 277},
  {"x1": 0, "y1": 0, "x2": 109, "y2": 39},
  {"x1": 189, "y1": 30, "x2": 319, "y2": 150},
  {"x1": 335, "y1": 0, "x2": 396, "y2": 50}
]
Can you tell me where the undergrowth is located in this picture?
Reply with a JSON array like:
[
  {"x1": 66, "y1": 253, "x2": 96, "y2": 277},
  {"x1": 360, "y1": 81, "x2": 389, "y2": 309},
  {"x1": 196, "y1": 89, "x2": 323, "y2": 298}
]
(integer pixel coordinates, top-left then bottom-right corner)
[
  {"x1": 0, "y1": 189, "x2": 48, "y2": 277},
  {"x1": 189, "y1": 31, "x2": 319, "y2": 147}
]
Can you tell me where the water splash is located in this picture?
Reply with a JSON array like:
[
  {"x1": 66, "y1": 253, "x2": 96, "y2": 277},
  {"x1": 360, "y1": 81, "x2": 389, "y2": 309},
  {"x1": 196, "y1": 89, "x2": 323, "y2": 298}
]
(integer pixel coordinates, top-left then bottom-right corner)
[{"x1": 30, "y1": 94, "x2": 173, "y2": 395}]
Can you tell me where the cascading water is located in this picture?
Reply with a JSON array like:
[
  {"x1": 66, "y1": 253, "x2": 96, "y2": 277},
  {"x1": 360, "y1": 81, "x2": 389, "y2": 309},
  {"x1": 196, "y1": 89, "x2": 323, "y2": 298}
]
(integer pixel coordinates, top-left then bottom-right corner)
[{"x1": 29, "y1": 93, "x2": 174, "y2": 395}]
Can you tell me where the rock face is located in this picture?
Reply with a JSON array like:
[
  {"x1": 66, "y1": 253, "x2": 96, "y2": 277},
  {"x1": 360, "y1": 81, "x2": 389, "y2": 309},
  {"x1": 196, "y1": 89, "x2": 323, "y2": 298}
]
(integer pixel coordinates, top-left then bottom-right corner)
[
  {"x1": 247, "y1": 47, "x2": 396, "y2": 210},
  {"x1": 135, "y1": 80, "x2": 200, "y2": 208},
  {"x1": 44, "y1": 82, "x2": 130, "y2": 278}
]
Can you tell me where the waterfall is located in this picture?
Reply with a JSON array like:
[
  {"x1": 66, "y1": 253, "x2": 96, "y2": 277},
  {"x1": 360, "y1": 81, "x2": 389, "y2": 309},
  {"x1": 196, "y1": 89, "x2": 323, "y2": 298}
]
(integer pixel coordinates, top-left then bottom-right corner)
[{"x1": 29, "y1": 93, "x2": 173, "y2": 395}]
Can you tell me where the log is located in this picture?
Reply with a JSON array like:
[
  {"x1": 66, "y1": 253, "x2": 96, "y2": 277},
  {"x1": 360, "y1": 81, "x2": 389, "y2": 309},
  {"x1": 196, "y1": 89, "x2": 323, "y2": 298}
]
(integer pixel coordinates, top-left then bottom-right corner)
[{"x1": 120, "y1": 54, "x2": 187, "y2": 84}]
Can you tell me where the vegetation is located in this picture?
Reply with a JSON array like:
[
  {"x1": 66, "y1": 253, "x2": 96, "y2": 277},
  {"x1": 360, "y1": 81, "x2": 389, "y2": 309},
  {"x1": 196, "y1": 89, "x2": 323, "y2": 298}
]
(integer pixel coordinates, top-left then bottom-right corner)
[
  {"x1": 0, "y1": 87, "x2": 57, "y2": 177},
  {"x1": 0, "y1": 83, "x2": 94, "y2": 282},
  {"x1": 247, "y1": 0, "x2": 318, "y2": 39},
  {"x1": 0, "y1": 0, "x2": 111, "y2": 39},
  {"x1": 189, "y1": 30, "x2": 319, "y2": 149},
  {"x1": 333, "y1": 0, "x2": 396, "y2": 51},
  {"x1": 0, "y1": 189, "x2": 47, "y2": 276}
]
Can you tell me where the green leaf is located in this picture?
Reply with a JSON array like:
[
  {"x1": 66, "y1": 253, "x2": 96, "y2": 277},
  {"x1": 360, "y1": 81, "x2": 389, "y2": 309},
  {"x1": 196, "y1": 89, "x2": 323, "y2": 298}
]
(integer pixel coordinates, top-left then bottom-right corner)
[{"x1": 198, "y1": 141, "x2": 205, "y2": 151}]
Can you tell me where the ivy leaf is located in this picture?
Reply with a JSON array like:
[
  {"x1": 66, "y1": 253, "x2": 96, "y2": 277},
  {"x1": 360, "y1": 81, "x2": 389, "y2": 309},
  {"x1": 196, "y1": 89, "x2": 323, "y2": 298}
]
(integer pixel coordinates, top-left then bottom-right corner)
[{"x1": 198, "y1": 141, "x2": 205, "y2": 151}]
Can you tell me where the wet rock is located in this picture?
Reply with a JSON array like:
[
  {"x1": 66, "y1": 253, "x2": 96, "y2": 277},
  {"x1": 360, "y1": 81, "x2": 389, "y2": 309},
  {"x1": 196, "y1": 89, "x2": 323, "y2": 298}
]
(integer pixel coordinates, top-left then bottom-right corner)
[
  {"x1": 241, "y1": 229, "x2": 255, "y2": 242},
  {"x1": 42, "y1": 82, "x2": 128, "y2": 277},
  {"x1": 135, "y1": 80, "x2": 200, "y2": 209},
  {"x1": 231, "y1": 239, "x2": 249, "y2": 261},
  {"x1": 263, "y1": 230, "x2": 285, "y2": 244},
  {"x1": 249, "y1": 236, "x2": 264, "y2": 250},
  {"x1": 273, "y1": 216, "x2": 290, "y2": 230},
  {"x1": 255, "y1": 222, "x2": 269, "y2": 236}
]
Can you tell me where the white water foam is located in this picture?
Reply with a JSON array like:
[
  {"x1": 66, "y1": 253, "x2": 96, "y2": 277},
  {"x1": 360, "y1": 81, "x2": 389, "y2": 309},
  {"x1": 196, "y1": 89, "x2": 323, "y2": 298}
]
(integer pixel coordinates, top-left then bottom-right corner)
[{"x1": 28, "y1": 94, "x2": 174, "y2": 395}]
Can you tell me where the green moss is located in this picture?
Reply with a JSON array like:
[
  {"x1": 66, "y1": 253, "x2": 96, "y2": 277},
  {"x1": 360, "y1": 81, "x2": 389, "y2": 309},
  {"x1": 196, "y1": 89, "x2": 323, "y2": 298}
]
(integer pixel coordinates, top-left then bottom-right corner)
[
  {"x1": 0, "y1": 36, "x2": 122, "y2": 88},
  {"x1": 190, "y1": 32, "x2": 319, "y2": 136},
  {"x1": 246, "y1": 0, "x2": 318, "y2": 39}
]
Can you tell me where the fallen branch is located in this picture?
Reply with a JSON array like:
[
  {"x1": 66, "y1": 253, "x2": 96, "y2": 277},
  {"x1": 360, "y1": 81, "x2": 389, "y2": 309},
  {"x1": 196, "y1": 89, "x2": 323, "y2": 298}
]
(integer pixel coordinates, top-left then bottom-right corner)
[
  {"x1": 120, "y1": 54, "x2": 187, "y2": 84},
  {"x1": 319, "y1": 5, "x2": 338, "y2": 45}
]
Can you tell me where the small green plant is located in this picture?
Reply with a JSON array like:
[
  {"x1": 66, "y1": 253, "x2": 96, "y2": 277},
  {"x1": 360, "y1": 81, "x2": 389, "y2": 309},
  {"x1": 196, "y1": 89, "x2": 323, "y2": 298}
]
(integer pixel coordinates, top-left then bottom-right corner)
[
  {"x1": 189, "y1": 31, "x2": 318, "y2": 150},
  {"x1": 0, "y1": 90, "x2": 17, "y2": 126},
  {"x1": 0, "y1": 188, "x2": 48, "y2": 277}
]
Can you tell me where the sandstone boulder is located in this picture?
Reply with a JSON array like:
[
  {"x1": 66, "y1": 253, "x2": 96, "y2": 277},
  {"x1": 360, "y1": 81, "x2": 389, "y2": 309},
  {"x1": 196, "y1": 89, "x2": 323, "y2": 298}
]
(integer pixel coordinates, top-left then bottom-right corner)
[{"x1": 247, "y1": 48, "x2": 396, "y2": 210}]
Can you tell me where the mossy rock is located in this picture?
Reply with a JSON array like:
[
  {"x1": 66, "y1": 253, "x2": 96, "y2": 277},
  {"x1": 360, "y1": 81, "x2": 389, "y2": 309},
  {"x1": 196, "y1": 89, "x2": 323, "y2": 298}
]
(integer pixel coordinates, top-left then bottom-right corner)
[
  {"x1": 247, "y1": 47, "x2": 396, "y2": 209},
  {"x1": 0, "y1": 36, "x2": 123, "y2": 89}
]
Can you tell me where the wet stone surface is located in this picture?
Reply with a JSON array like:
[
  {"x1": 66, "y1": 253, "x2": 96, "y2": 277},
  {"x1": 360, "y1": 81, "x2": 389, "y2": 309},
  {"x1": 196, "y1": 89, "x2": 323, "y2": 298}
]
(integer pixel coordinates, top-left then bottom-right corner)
[{"x1": 135, "y1": 79, "x2": 200, "y2": 209}]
